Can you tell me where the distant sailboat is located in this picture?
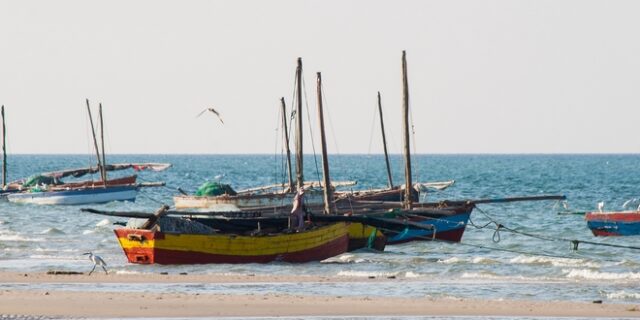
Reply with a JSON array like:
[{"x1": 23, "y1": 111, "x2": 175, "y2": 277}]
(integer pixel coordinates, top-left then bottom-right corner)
[{"x1": 6, "y1": 101, "x2": 170, "y2": 205}]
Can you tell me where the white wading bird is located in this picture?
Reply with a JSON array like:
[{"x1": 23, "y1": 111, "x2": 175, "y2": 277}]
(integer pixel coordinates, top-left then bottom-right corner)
[
  {"x1": 84, "y1": 252, "x2": 108, "y2": 275},
  {"x1": 597, "y1": 201, "x2": 604, "y2": 213},
  {"x1": 197, "y1": 107, "x2": 224, "y2": 124}
]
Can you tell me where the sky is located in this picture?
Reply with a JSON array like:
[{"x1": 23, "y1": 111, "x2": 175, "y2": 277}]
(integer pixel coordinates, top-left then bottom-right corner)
[{"x1": 1, "y1": 0, "x2": 639, "y2": 154}]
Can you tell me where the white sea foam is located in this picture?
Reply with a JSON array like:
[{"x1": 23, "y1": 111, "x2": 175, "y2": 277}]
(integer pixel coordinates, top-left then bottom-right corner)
[
  {"x1": 34, "y1": 248, "x2": 76, "y2": 253},
  {"x1": 438, "y1": 257, "x2": 463, "y2": 264},
  {"x1": 337, "y1": 270, "x2": 397, "y2": 278},
  {"x1": 510, "y1": 255, "x2": 599, "y2": 268},
  {"x1": 460, "y1": 272, "x2": 501, "y2": 280},
  {"x1": 606, "y1": 290, "x2": 640, "y2": 300},
  {"x1": 95, "y1": 219, "x2": 110, "y2": 227},
  {"x1": 0, "y1": 234, "x2": 44, "y2": 242},
  {"x1": 115, "y1": 270, "x2": 143, "y2": 275},
  {"x1": 41, "y1": 227, "x2": 65, "y2": 235},
  {"x1": 471, "y1": 257, "x2": 498, "y2": 264},
  {"x1": 564, "y1": 269, "x2": 640, "y2": 280},
  {"x1": 322, "y1": 254, "x2": 368, "y2": 264},
  {"x1": 404, "y1": 271, "x2": 423, "y2": 278},
  {"x1": 82, "y1": 230, "x2": 95, "y2": 235}
]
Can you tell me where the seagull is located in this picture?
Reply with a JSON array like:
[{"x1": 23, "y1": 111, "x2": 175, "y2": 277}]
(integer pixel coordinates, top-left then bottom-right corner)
[
  {"x1": 622, "y1": 198, "x2": 638, "y2": 209},
  {"x1": 197, "y1": 107, "x2": 224, "y2": 124},
  {"x1": 83, "y1": 252, "x2": 108, "y2": 275},
  {"x1": 597, "y1": 201, "x2": 605, "y2": 213}
]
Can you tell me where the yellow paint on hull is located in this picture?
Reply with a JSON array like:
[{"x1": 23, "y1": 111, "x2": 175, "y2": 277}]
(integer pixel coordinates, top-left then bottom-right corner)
[{"x1": 117, "y1": 222, "x2": 349, "y2": 256}]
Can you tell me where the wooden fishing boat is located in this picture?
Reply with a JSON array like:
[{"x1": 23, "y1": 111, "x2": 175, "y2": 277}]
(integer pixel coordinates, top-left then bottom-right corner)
[
  {"x1": 8, "y1": 184, "x2": 139, "y2": 205},
  {"x1": 173, "y1": 185, "x2": 417, "y2": 210},
  {"x1": 5, "y1": 163, "x2": 170, "y2": 205},
  {"x1": 4, "y1": 99, "x2": 171, "y2": 206},
  {"x1": 585, "y1": 211, "x2": 640, "y2": 236},
  {"x1": 114, "y1": 217, "x2": 350, "y2": 264}
]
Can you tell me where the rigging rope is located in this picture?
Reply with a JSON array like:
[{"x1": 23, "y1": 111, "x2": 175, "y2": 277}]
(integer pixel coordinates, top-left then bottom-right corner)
[
  {"x1": 320, "y1": 85, "x2": 340, "y2": 155},
  {"x1": 408, "y1": 102, "x2": 420, "y2": 185},
  {"x1": 374, "y1": 225, "x2": 578, "y2": 260},
  {"x1": 471, "y1": 206, "x2": 640, "y2": 251}
]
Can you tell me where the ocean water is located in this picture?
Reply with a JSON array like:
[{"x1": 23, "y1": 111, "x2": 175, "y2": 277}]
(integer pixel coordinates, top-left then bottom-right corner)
[{"x1": 1, "y1": 154, "x2": 639, "y2": 305}]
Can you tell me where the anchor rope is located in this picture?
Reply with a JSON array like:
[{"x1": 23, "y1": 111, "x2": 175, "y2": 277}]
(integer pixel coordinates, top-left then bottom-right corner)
[{"x1": 471, "y1": 206, "x2": 640, "y2": 251}]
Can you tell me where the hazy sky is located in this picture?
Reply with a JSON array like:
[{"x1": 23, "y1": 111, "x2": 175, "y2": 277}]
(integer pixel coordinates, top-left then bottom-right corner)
[{"x1": 1, "y1": 0, "x2": 639, "y2": 154}]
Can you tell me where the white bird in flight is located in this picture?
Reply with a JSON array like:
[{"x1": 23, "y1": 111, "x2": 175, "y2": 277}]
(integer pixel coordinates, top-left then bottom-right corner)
[
  {"x1": 84, "y1": 252, "x2": 108, "y2": 275},
  {"x1": 197, "y1": 107, "x2": 224, "y2": 124}
]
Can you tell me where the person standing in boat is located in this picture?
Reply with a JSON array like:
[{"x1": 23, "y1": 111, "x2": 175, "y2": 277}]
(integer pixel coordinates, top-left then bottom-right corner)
[{"x1": 291, "y1": 187, "x2": 305, "y2": 231}]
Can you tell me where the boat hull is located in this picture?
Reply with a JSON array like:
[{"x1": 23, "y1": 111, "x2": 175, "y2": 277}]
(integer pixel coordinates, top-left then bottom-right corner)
[
  {"x1": 7, "y1": 185, "x2": 138, "y2": 205},
  {"x1": 173, "y1": 191, "x2": 324, "y2": 210},
  {"x1": 585, "y1": 211, "x2": 640, "y2": 236},
  {"x1": 173, "y1": 188, "x2": 414, "y2": 210},
  {"x1": 347, "y1": 223, "x2": 386, "y2": 251},
  {"x1": 385, "y1": 207, "x2": 473, "y2": 244},
  {"x1": 114, "y1": 222, "x2": 349, "y2": 264}
]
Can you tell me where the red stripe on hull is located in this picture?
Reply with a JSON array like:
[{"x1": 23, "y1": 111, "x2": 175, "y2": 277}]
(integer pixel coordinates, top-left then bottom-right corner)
[
  {"x1": 586, "y1": 212, "x2": 640, "y2": 222},
  {"x1": 591, "y1": 229, "x2": 622, "y2": 237},
  {"x1": 120, "y1": 234, "x2": 349, "y2": 264}
]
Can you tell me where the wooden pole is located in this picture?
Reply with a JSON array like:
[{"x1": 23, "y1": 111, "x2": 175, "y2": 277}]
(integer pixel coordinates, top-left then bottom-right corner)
[
  {"x1": 401, "y1": 51, "x2": 413, "y2": 209},
  {"x1": 377, "y1": 92, "x2": 394, "y2": 189},
  {"x1": 295, "y1": 58, "x2": 304, "y2": 191},
  {"x1": 316, "y1": 72, "x2": 333, "y2": 215},
  {"x1": 281, "y1": 97, "x2": 294, "y2": 191},
  {"x1": 98, "y1": 103, "x2": 108, "y2": 184},
  {"x1": 1, "y1": 105, "x2": 6, "y2": 188},
  {"x1": 86, "y1": 99, "x2": 106, "y2": 187}
]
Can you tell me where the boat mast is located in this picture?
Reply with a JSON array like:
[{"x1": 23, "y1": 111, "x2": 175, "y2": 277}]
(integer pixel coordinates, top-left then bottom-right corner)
[
  {"x1": 295, "y1": 58, "x2": 304, "y2": 192},
  {"x1": 401, "y1": 51, "x2": 413, "y2": 209},
  {"x1": 86, "y1": 99, "x2": 107, "y2": 186},
  {"x1": 316, "y1": 72, "x2": 333, "y2": 215},
  {"x1": 98, "y1": 103, "x2": 108, "y2": 183},
  {"x1": 281, "y1": 97, "x2": 294, "y2": 191},
  {"x1": 377, "y1": 92, "x2": 394, "y2": 189},
  {"x1": 1, "y1": 105, "x2": 6, "y2": 188}
]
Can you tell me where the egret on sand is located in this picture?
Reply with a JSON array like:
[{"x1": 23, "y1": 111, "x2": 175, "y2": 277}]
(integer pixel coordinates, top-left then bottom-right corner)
[
  {"x1": 83, "y1": 252, "x2": 108, "y2": 275},
  {"x1": 196, "y1": 107, "x2": 224, "y2": 124}
]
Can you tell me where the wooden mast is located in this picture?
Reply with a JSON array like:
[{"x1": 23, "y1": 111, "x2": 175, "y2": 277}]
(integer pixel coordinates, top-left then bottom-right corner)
[
  {"x1": 316, "y1": 72, "x2": 333, "y2": 215},
  {"x1": 401, "y1": 51, "x2": 413, "y2": 209},
  {"x1": 294, "y1": 58, "x2": 304, "y2": 191},
  {"x1": 98, "y1": 103, "x2": 108, "y2": 183},
  {"x1": 281, "y1": 97, "x2": 294, "y2": 191},
  {"x1": 1, "y1": 105, "x2": 6, "y2": 188},
  {"x1": 86, "y1": 99, "x2": 107, "y2": 186},
  {"x1": 377, "y1": 92, "x2": 394, "y2": 188}
]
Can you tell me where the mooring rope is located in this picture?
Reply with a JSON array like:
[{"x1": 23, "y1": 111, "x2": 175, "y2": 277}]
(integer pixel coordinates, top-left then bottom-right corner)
[{"x1": 472, "y1": 206, "x2": 640, "y2": 251}]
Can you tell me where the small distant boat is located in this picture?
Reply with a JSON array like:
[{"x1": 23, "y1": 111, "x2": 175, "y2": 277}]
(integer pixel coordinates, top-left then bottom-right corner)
[
  {"x1": 8, "y1": 184, "x2": 139, "y2": 205},
  {"x1": 6, "y1": 163, "x2": 170, "y2": 205},
  {"x1": 5, "y1": 100, "x2": 170, "y2": 205},
  {"x1": 585, "y1": 211, "x2": 640, "y2": 236}
]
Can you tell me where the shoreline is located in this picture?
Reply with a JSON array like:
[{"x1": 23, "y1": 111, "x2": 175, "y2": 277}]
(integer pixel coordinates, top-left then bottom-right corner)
[{"x1": 0, "y1": 272, "x2": 638, "y2": 318}]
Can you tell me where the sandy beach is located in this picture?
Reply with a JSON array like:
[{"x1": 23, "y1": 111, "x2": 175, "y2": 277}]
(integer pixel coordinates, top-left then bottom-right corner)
[{"x1": 1, "y1": 272, "x2": 638, "y2": 318}]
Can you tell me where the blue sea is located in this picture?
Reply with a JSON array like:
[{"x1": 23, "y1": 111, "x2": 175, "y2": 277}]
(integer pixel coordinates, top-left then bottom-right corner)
[{"x1": 1, "y1": 154, "x2": 639, "y2": 310}]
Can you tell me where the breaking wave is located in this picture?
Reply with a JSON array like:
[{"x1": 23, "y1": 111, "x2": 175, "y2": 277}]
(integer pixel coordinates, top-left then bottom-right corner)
[{"x1": 564, "y1": 269, "x2": 640, "y2": 280}]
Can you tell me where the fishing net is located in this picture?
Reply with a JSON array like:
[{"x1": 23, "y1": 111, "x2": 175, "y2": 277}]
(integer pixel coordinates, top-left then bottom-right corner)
[
  {"x1": 23, "y1": 175, "x2": 59, "y2": 187},
  {"x1": 195, "y1": 181, "x2": 237, "y2": 196}
]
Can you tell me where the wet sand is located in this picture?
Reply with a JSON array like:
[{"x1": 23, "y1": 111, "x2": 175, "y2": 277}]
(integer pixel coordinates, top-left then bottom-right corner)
[{"x1": 1, "y1": 272, "x2": 639, "y2": 318}]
